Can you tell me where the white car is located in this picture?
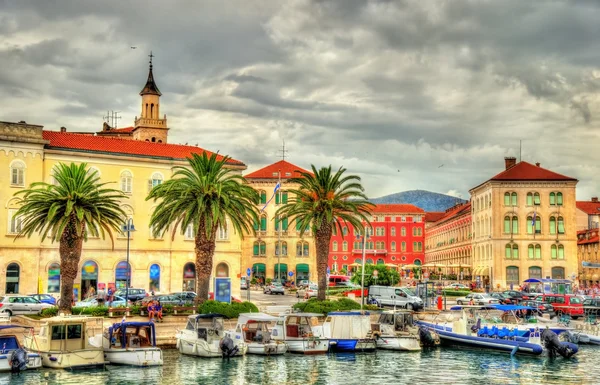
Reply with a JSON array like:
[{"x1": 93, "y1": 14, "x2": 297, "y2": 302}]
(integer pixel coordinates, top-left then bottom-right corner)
[
  {"x1": 456, "y1": 293, "x2": 499, "y2": 306},
  {"x1": 297, "y1": 284, "x2": 319, "y2": 299},
  {"x1": 0, "y1": 295, "x2": 54, "y2": 316},
  {"x1": 75, "y1": 295, "x2": 128, "y2": 308}
]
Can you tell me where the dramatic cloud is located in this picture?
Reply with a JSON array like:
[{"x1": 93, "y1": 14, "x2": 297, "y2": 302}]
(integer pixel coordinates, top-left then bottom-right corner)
[{"x1": 1, "y1": 0, "x2": 600, "y2": 199}]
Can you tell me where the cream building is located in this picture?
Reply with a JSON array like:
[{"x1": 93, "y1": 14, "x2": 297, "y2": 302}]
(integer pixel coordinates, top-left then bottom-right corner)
[
  {"x1": 470, "y1": 157, "x2": 579, "y2": 289},
  {"x1": 0, "y1": 60, "x2": 245, "y2": 299},
  {"x1": 242, "y1": 160, "x2": 317, "y2": 284}
]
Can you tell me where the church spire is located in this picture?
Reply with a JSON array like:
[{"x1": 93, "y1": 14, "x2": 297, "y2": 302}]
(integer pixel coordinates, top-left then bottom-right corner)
[{"x1": 140, "y1": 51, "x2": 162, "y2": 96}]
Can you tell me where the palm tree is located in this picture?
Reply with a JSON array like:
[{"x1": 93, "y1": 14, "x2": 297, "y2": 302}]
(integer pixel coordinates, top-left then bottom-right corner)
[
  {"x1": 147, "y1": 152, "x2": 259, "y2": 305},
  {"x1": 276, "y1": 165, "x2": 374, "y2": 300},
  {"x1": 14, "y1": 163, "x2": 127, "y2": 312}
]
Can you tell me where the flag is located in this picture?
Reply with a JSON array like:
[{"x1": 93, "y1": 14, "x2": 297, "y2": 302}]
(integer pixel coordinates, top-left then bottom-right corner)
[
  {"x1": 261, "y1": 180, "x2": 281, "y2": 212},
  {"x1": 531, "y1": 211, "x2": 536, "y2": 227}
]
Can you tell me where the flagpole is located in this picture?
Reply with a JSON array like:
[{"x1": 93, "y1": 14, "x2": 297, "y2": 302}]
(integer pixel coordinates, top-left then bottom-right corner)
[{"x1": 277, "y1": 169, "x2": 282, "y2": 283}]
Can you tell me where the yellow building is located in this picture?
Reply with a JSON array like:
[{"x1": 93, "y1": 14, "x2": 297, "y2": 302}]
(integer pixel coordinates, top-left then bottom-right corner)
[
  {"x1": 469, "y1": 157, "x2": 579, "y2": 289},
  {"x1": 0, "y1": 60, "x2": 245, "y2": 299},
  {"x1": 242, "y1": 160, "x2": 317, "y2": 284}
]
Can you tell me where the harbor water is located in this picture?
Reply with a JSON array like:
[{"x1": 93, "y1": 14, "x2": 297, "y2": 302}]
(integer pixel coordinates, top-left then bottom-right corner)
[{"x1": 2, "y1": 347, "x2": 599, "y2": 385}]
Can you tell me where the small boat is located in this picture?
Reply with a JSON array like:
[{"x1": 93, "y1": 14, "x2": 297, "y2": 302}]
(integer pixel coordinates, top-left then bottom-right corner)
[
  {"x1": 22, "y1": 315, "x2": 107, "y2": 369},
  {"x1": 176, "y1": 314, "x2": 246, "y2": 358},
  {"x1": 233, "y1": 313, "x2": 288, "y2": 355},
  {"x1": 572, "y1": 324, "x2": 600, "y2": 345},
  {"x1": 272, "y1": 313, "x2": 329, "y2": 354},
  {"x1": 95, "y1": 321, "x2": 163, "y2": 366},
  {"x1": 319, "y1": 312, "x2": 376, "y2": 352},
  {"x1": 0, "y1": 325, "x2": 42, "y2": 373},
  {"x1": 371, "y1": 311, "x2": 425, "y2": 351}
]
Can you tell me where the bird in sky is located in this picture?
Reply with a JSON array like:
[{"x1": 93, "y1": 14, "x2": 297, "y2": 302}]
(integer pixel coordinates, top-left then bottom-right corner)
[
  {"x1": 438, "y1": 164, "x2": 444, "y2": 168},
  {"x1": 131, "y1": 46, "x2": 137, "y2": 49}
]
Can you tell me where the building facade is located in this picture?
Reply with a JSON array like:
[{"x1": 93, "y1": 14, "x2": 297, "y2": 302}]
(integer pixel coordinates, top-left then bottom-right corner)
[
  {"x1": 242, "y1": 160, "x2": 317, "y2": 284},
  {"x1": 469, "y1": 157, "x2": 579, "y2": 289},
  {"x1": 576, "y1": 198, "x2": 600, "y2": 231},
  {"x1": 0, "y1": 61, "x2": 245, "y2": 299},
  {"x1": 328, "y1": 204, "x2": 425, "y2": 274},
  {"x1": 577, "y1": 229, "x2": 600, "y2": 286}
]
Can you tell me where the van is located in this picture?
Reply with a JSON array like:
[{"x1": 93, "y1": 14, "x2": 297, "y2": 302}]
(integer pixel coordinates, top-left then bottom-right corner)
[
  {"x1": 535, "y1": 294, "x2": 583, "y2": 319},
  {"x1": 368, "y1": 286, "x2": 423, "y2": 310},
  {"x1": 328, "y1": 275, "x2": 351, "y2": 287},
  {"x1": 240, "y1": 277, "x2": 248, "y2": 290}
]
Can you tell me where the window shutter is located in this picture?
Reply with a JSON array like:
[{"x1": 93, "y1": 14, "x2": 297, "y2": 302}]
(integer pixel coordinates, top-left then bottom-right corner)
[
  {"x1": 282, "y1": 192, "x2": 288, "y2": 204},
  {"x1": 282, "y1": 217, "x2": 288, "y2": 230},
  {"x1": 253, "y1": 243, "x2": 259, "y2": 256},
  {"x1": 275, "y1": 193, "x2": 280, "y2": 205}
]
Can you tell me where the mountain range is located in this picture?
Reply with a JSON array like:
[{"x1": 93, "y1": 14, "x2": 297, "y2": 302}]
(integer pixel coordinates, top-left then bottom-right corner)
[{"x1": 370, "y1": 189, "x2": 467, "y2": 212}]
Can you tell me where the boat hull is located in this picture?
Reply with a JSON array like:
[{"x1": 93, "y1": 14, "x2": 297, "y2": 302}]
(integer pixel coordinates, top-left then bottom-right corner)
[
  {"x1": 0, "y1": 351, "x2": 42, "y2": 372},
  {"x1": 433, "y1": 329, "x2": 543, "y2": 356},
  {"x1": 328, "y1": 339, "x2": 377, "y2": 353},
  {"x1": 375, "y1": 336, "x2": 421, "y2": 352},
  {"x1": 284, "y1": 339, "x2": 329, "y2": 354},
  {"x1": 104, "y1": 348, "x2": 163, "y2": 366},
  {"x1": 34, "y1": 350, "x2": 107, "y2": 369},
  {"x1": 176, "y1": 333, "x2": 247, "y2": 358},
  {"x1": 246, "y1": 342, "x2": 287, "y2": 355}
]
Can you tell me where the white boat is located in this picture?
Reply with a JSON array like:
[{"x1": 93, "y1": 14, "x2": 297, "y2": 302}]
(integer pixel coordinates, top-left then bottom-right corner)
[
  {"x1": 176, "y1": 314, "x2": 246, "y2": 358},
  {"x1": 22, "y1": 315, "x2": 107, "y2": 369},
  {"x1": 93, "y1": 321, "x2": 162, "y2": 366},
  {"x1": 272, "y1": 313, "x2": 329, "y2": 354},
  {"x1": 573, "y1": 323, "x2": 600, "y2": 345},
  {"x1": 0, "y1": 325, "x2": 42, "y2": 372},
  {"x1": 371, "y1": 311, "x2": 422, "y2": 351},
  {"x1": 319, "y1": 312, "x2": 377, "y2": 352},
  {"x1": 233, "y1": 313, "x2": 287, "y2": 355}
]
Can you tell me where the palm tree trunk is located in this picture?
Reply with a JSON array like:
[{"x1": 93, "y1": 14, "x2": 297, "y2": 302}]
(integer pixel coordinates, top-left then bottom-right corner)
[
  {"x1": 194, "y1": 219, "x2": 217, "y2": 305},
  {"x1": 315, "y1": 222, "x2": 333, "y2": 301},
  {"x1": 58, "y1": 219, "x2": 85, "y2": 313}
]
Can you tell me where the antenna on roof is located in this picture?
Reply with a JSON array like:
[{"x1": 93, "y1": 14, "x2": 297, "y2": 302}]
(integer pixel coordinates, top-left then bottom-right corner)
[
  {"x1": 279, "y1": 139, "x2": 289, "y2": 161},
  {"x1": 102, "y1": 111, "x2": 121, "y2": 129},
  {"x1": 519, "y1": 140, "x2": 522, "y2": 163}
]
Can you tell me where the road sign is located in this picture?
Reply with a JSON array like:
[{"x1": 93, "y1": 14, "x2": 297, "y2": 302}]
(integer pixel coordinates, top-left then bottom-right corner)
[
  {"x1": 327, "y1": 267, "x2": 331, "y2": 275},
  {"x1": 423, "y1": 271, "x2": 430, "y2": 279},
  {"x1": 246, "y1": 268, "x2": 251, "y2": 277},
  {"x1": 373, "y1": 270, "x2": 378, "y2": 277},
  {"x1": 288, "y1": 271, "x2": 294, "y2": 277}
]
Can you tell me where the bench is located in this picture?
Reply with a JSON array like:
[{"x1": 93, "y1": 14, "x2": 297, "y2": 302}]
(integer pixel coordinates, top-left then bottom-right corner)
[
  {"x1": 108, "y1": 307, "x2": 130, "y2": 317},
  {"x1": 139, "y1": 307, "x2": 149, "y2": 316},
  {"x1": 173, "y1": 306, "x2": 196, "y2": 315}
]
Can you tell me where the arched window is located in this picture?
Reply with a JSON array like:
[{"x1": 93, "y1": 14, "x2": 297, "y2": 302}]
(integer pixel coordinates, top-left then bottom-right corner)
[
  {"x1": 5, "y1": 263, "x2": 20, "y2": 294},
  {"x1": 556, "y1": 192, "x2": 563, "y2": 206},
  {"x1": 557, "y1": 217, "x2": 565, "y2": 234},
  {"x1": 355, "y1": 258, "x2": 362, "y2": 264},
  {"x1": 10, "y1": 160, "x2": 25, "y2": 186},
  {"x1": 218, "y1": 221, "x2": 229, "y2": 240},
  {"x1": 303, "y1": 242, "x2": 310, "y2": 256},
  {"x1": 275, "y1": 241, "x2": 288, "y2": 256},
  {"x1": 504, "y1": 216, "x2": 511, "y2": 233},
  {"x1": 506, "y1": 266, "x2": 519, "y2": 285},
  {"x1": 391, "y1": 227, "x2": 396, "y2": 236},
  {"x1": 391, "y1": 241, "x2": 396, "y2": 251},
  {"x1": 150, "y1": 103, "x2": 154, "y2": 118},
  {"x1": 558, "y1": 244, "x2": 565, "y2": 259},
  {"x1": 260, "y1": 214, "x2": 267, "y2": 232},
  {"x1": 259, "y1": 190, "x2": 267, "y2": 205},
  {"x1": 534, "y1": 192, "x2": 541, "y2": 205},
  {"x1": 551, "y1": 244, "x2": 565, "y2": 259},
  {"x1": 551, "y1": 267, "x2": 565, "y2": 279},
  {"x1": 528, "y1": 244, "x2": 542, "y2": 259},
  {"x1": 48, "y1": 263, "x2": 60, "y2": 293},
  {"x1": 332, "y1": 241, "x2": 338, "y2": 251},
  {"x1": 216, "y1": 262, "x2": 229, "y2": 277},
  {"x1": 401, "y1": 241, "x2": 406, "y2": 251},
  {"x1": 81, "y1": 260, "x2": 98, "y2": 297},
  {"x1": 115, "y1": 261, "x2": 131, "y2": 290},
  {"x1": 183, "y1": 263, "x2": 196, "y2": 291},
  {"x1": 149, "y1": 172, "x2": 163, "y2": 192},
  {"x1": 87, "y1": 166, "x2": 100, "y2": 179},
  {"x1": 120, "y1": 170, "x2": 133, "y2": 193},
  {"x1": 366, "y1": 258, "x2": 374, "y2": 264},
  {"x1": 342, "y1": 241, "x2": 348, "y2": 251},
  {"x1": 527, "y1": 215, "x2": 541, "y2": 234},
  {"x1": 401, "y1": 227, "x2": 406, "y2": 236},
  {"x1": 376, "y1": 258, "x2": 385, "y2": 265},
  {"x1": 550, "y1": 192, "x2": 556, "y2": 206},
  {"x1": 529, "y1": 266, "x2": 542, "y2": 279},
  {"x1": 504, "y1": 192, "x2": 510, "y2": 206},
  {"x1": 511, "y1": 192, "x2": 517, "y2": 206},
  {"x1": 550, "y1": 216, "x2": 557, "y2": 235},
  {"x1": 353, "y1": 241, "x2": 361, "y2": 250},
  {"x1": 149, "y1": 264, "x2": 160, "y2": 292},
  {"x1": 527, "y1": 192, "x2": 533, "y2": 206},
  {"x1": 342, "y1": 227, "x2": 348, "y2": 236}
]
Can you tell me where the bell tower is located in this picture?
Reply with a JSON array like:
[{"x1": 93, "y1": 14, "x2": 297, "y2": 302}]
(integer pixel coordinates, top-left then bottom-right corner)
[{"x1": 133, "y1": 52, "x2": 169, "y2": 143}]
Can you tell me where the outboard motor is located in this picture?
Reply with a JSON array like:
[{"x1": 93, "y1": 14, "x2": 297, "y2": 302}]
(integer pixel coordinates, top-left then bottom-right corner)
[
  {"x1": 219, "y1": 335, "x2": 239, "y2": 361},
  {"x1": 418, "y1": 326, "x2": 437, "y2": 348},
  {"x1": 541, "y1": 328, "x2": 578, "y2": 358},
  {"x1": 10, "y1": 348, "x2": 28, "y2": 374}
]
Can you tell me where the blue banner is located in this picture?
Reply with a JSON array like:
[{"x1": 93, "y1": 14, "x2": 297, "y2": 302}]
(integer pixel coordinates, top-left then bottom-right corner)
[{"x1": 214, "y1": 277, "x2": 232, "y2": 304}]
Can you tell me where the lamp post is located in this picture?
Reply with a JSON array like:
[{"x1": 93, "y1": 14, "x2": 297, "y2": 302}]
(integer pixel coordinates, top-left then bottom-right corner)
[
  {"x1": 122, "y1": 218, "x2": 135, "y2": 306},
  {"x1": 357, "y1": 231, "x2": 370, "y2": 312}
]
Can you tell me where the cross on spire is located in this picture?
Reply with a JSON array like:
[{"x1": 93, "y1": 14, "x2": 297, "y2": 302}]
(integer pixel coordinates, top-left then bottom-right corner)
[{"x1": 148, "y1": 51, "x2": 154, "y2": 70}]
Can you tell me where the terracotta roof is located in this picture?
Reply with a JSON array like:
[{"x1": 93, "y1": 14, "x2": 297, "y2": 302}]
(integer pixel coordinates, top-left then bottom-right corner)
[
  {"x1": 578, "y1": 229, "x2": 599, "y2": 245},
  {"x1": 490, "y1": 161, "x2": 577, "y2": 182},
  {"x1": 42, "y1": 131, "x2": 244, "y2": 165},
  {"x1": 577, "y1": 201, "x2": 600, "y2": 215},
  {"x1": 425, "y1": 212, "x2": 445, "y2": 222},
  {"x1": 436, "y1": 202, "x2": 471, "y2": 224},
  {"x1": 245, "y1": 160, "x2": 310, "y2": 179},
  {"x1": 371, "y1": 204, "x2": 424, "y2": 214},
  {"x1": 110, "y1": 126, "x2": 135, "y2": 133}
]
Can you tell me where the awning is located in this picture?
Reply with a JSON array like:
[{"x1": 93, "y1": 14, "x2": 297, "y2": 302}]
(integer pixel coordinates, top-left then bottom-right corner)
[
  {"x1": 473, "y1": 267, "x2": 481, "y2": 275},
  {"x1": 252, "y1": 263, "x2": 266, "y2": 273},
  {"x1": 296, "y1": 263, "x2": 309, "y2": 273},
  {"x1": 274, "y1": 263, "x2": 288, "y2": 273}
]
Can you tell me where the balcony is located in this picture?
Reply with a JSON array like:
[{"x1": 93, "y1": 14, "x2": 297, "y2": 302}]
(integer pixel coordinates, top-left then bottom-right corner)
[
  {"x1": 351, "y1": 249, "x2": 387, "y2": 254},
  {"x1": 134, "y1": 117, "x2": 167, "y2": 128}
]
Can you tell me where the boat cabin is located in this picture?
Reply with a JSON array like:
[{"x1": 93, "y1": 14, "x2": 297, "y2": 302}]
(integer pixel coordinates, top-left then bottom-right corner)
[
  {"x1": 185, "y1": 314, "x2": 226, "y2": 342},
  {"x1": 281, "y1": 313, "x2": 320, "y2": 338},
  {"x1": 37, "y1": 316, "x2": 103, "y2": 352},
  {"x1": 375, "y1": 311, "x2": 415, "y2": 333},
  {"x1": 107, "y1": 322, "x2": 156, "y2": 349},
  {"x1": 236, "y1": 313, "x2": 279, "y2": 343}
]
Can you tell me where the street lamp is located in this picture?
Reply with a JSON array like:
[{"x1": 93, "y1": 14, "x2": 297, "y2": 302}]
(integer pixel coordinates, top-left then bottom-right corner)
[
  {"x1": 122, "y1": 218, "x2": 135, "y2": 306},
  {"x1": 356, "y1": 231, "x2": 370, "y2": 312}
]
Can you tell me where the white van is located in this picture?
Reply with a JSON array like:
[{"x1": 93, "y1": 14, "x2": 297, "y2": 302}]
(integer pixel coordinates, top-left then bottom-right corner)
[{"x1": 368, "y1": 286, "x2": 423, "y2": 310}]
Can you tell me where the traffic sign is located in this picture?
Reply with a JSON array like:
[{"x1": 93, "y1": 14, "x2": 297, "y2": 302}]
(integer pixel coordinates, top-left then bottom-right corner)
[
  {"x1": 423, "y1": 271, "x2": 430, "y2": 279},
  {"x1": 288, "y1": 271, "x2": 294, "y2": 277},
  {"x1": 373, "y1": 270, "x2": 378, "y2": 277},
  {"x1": 246, "y1": 268, "x2": 251, "y2": 277},
  {"x1": 327, "y1": 267, "x2": 331, "y2": 275}
]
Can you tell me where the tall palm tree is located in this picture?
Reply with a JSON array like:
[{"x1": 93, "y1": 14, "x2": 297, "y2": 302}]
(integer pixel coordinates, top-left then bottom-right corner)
[
  {"x1": 276, "y1": 165, "x2": 374, "y2": 300},
  {"x1": 14, "y1": 163, "x2": 127, "y2": 312},
  {"x1": 147, "y1": 152, "x2": 259, "y2": 305}
]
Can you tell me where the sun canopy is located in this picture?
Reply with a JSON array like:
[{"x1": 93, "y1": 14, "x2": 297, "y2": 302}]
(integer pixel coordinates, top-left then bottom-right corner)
[
  {"x1": 523, "y1": 278, "x2": 571, "y2": 284},
  {"x1": 238, "y1": 313, "x2": 280, "y2": 323},
  {"x1": 0, "y1": 325, "x2": 32, "y2": 331},
  {"x1": 285, "y1": 313, "x2": 323, "y2": 318},
  {"x1": 192, "y1": 313, "x2": 228, "y2": 320},
  {"x1": 490, "y1": 305, "x2": 536, "y2": 311}
]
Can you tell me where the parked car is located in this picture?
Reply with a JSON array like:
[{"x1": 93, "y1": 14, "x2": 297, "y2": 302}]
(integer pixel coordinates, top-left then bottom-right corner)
[
  {"x1": 136, "y1": 295, "x2": 184, "y2": 306},
  {"x1": 297, "y1": 284, "x2": 319, "y2": 299},
  {"x1": 456, "y1": 293, "x2": 499, "y2": 306},
  {"x1": 264, "y1": 282, "x2": 285, "y2": 295},
  {"x1": 0, "y1": 295, "x2": 54, "y2": 316},
  {"x1": 297, "y1": 280, "x2": 310, "y2": 289},
  {"x1": 171, "y1": 292, "x2": 197, "y2": 302},
  {"x1": 76, "y1": 295, "x2": 129, "y2": 308},
  {"x1": 534, "y1": 294, "x2": 584, "y2": 319},
  {"x1": 489, "y1": 292, "x2": 513, "y2": 305},
  {"x1": 521, "y1": 300, "x2": 555, "y2": 318},
  {"x1": 328, "y1": 275, "x2": 351, "y2": 287},
  {"x1": 444, "y1": 283, "x2": 470, "y2": 290},
  {"x1": 240, "y1": 277, "x2": 248, "y2": 290},
  {"x1": 114, "y1": 288, "x2": 147, "y2": 302},
  {"x1": 29, "y1": 294, "x2": 57, "y2": 305},
  {"x1": 583, "y1": 298, "x2": 600, "y2": 317},
  {"x1": 502, "y1": 290, "x2": 532, "y2": 304},
  {"x1": 368, "y1": 286, "x2": 424, "y2": 310}
]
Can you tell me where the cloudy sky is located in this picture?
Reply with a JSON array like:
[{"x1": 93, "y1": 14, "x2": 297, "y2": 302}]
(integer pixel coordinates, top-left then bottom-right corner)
[{"x1": 2, "y1": 0, "x2": 600, "y2": 199}]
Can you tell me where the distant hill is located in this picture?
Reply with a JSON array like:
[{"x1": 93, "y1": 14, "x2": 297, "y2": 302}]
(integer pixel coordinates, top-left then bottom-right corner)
[{"x1": 370, "y1": 189, "x2": 467, "y2": 212}]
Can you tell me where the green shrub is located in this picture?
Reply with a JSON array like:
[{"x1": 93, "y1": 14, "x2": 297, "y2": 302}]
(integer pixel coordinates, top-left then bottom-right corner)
[
  {"x1": 292, "y1": 298, "x2": 378, "y2": 315},
  {"x1": 198, "y1": 300, "x2": 259, "y2": 318},
  {"x1": 70, "y1": 306, "x2": 109, "y2": 317},
  {"x1": 40, "y1": 307, "x2": 58, "y2": 317},
  {"x1": 442, "y1": 290, "x2": 471, "y2": 297}
]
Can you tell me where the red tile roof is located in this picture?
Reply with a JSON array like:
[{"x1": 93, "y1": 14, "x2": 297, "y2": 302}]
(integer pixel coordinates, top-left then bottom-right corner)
[
  {"x1": 436, "y1": 202, "x2": 471, "y2": 223},
  {"x1": 245, "y1": 160, "x2": 310, "y2": 179},
  {"x1": 490, "y1": 161, "x2": 577, "y2": 182},
  {"x1": 425, "y1": 212, "x2": 445, "y2": 222},
  {"x1": 578, "y1": 229, "x2": 599, "y2": 245},
  {"x1": 576, "y1": 201, "x2": 600, "y2": 215},
  {"x1": 371, "y1": 204, "x2": 424, "y2": 214},
  {"x1": 42, "y1": 131, "x2": 244, "y2": 165},
  {"x1": 109, "y1": 126, "x2": 135, "y2": 133}
]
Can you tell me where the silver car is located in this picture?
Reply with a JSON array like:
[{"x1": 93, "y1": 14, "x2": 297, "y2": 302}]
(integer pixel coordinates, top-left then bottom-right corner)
[
  {"x1": 0, "y1": 295, "x2": 54, "y2": 316},
  {"x1": 456, "y1": 293, "x2": 499, "y2": 306}
]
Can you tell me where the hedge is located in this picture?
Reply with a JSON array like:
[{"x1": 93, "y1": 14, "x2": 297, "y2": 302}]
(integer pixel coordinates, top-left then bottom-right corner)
[
  {"x1": 198, "y1": 300, "x2": 259, "y2": 319},
  {"x1": 292, "y1": 298, "x2": 378, "y2": 315},
  {"x1": 442, "y1": 290, "x2": 472, "y2": 297}
]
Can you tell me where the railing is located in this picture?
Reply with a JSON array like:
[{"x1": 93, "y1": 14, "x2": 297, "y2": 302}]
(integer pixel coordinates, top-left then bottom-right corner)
[{"x1": 135, "y1": 117, "x2": 167, "y2": 127}]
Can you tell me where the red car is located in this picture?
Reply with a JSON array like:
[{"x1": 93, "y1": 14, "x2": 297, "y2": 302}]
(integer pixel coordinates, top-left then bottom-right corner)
[
  {"x1": 535, "y1": 294, "x2": 583, "y2": 319},
  {"x1": 209, "y1": 292, "x2": 242, "y2": 303}
]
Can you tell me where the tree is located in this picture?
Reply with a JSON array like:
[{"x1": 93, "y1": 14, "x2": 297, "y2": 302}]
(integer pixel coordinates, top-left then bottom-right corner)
[
  {"x1": 276, "y1": 165, "x2": 373, "y2": 300},
  {"x1": 14, "y1": 163, "x2": 126, "y2": 312},
  {"x1": 351, "y1": 264, "x2": 400, "y2": 287},
  {"x1": 147, "y1": 152, "x2": 259, "y2": 305}
]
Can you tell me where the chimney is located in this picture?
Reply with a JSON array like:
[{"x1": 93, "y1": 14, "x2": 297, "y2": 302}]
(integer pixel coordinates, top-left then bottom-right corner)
[
  {"x1": 592, "y1": 197, "x2": 599, "y2": 203},
  {"x1": 60, "y1": 126, "x2": 67, "y2": 133},
  {"x1": 535, "y1": 162, "x2": 540, "y2": 167},
  {"x1": 504, "y1": 157, "x2": 517, "y2": 170}
]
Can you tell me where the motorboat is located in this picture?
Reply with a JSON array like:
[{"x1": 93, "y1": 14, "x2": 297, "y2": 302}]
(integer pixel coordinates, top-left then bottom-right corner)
[
  {"x1": 0, "y1": 325, "x2": 42, "y2": 373},
  {"x1": 22, "y1": 315, "x2": 107, "y2": 369},
  {"x1": 572, "y1": 323, "x2": 600, "y2": 345},
  {"x1": 318, "y1": 312, "x2": 376, "y2": 352},
  {"x1": 271, "y1": 313, "x2": 329, "y2": 354},
  {"x1": 93, "y1": 321, "x2": 163, "y2": 366},
  {"x1": 417, "y1": 305, "x2": 578, "y2": 357},
  {"x1": 232, "y1": 313, "x2": 287, "y2": 355},
  {"x1": 176, "y1": 314, "x2": 246, "y2": 358},
  {"x1": 371, "y1": 311, "x2": 426, "y2": 351}
]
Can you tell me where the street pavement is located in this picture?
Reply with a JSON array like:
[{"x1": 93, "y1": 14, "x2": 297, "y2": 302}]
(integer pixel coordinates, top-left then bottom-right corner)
[{"x1": 243, "y1": 288, "x2": 303, "y2": 309}]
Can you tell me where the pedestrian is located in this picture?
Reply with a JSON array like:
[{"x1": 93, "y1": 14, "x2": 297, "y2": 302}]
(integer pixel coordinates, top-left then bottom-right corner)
[{"x1": 107, "y1": 287, "x2": 114, "y2": 306}]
